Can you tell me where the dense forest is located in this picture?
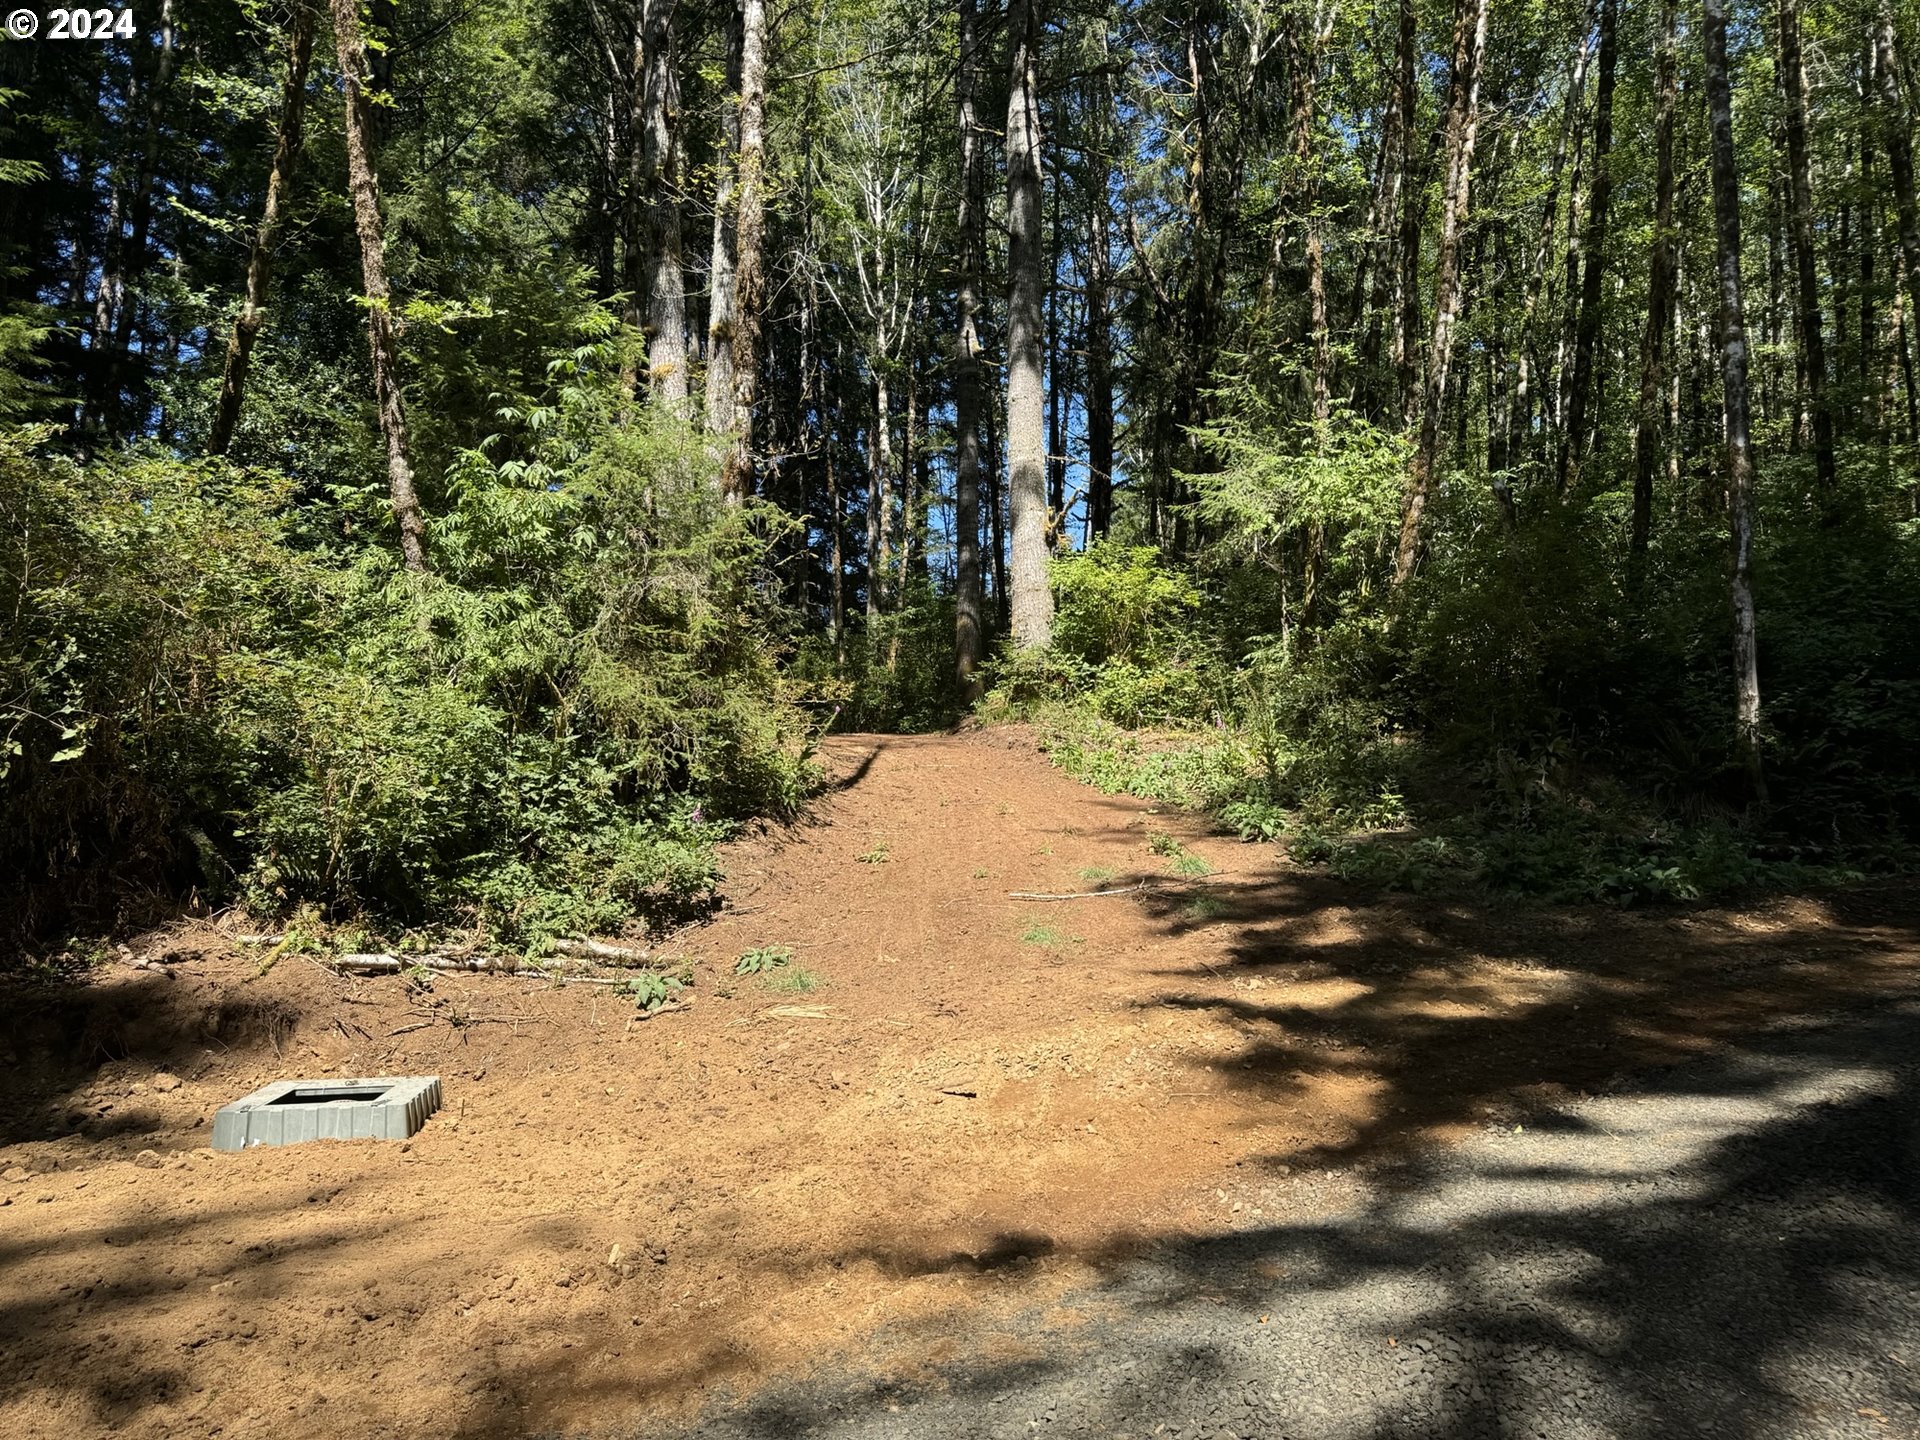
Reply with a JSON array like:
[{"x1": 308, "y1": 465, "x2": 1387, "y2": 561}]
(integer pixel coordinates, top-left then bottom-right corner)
[{"x1": 4, "y1": 0, "x2": 1919, "y2": 946}]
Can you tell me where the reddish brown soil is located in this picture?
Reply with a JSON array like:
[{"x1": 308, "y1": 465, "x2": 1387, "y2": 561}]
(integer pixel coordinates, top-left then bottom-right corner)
[{"x1": 3, "y1": 731, "x2": 1918, "y2": 1439}]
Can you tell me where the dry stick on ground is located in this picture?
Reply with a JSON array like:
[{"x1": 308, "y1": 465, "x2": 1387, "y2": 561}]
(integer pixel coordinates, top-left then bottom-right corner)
[
  {"x1": 329, "y1": 953, "x2": 597, "y2": 975},
  {"x1": 558, "y1": 975, "x2": 681, "y2": 988},
  {"x1": 551, "y1": 938, "x2": 650, "y2": 963},
  {"x1": 1006, "y1": 884, "x2": 1150, "y2": 901},
  {"x1": 250, "y1": 935, "x2": 645, "y2": 962}
]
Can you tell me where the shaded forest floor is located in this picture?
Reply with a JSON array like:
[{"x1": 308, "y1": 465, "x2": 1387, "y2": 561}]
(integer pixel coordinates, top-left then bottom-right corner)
[{"x1": 3, "y1": 730, "x2": 1919, "y2": 1439}]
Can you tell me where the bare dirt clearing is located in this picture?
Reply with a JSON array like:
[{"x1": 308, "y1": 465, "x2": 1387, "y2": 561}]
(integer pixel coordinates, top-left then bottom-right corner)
[{"x1": 3, "y1": 731, "x2": 1918, "y2": 1439}]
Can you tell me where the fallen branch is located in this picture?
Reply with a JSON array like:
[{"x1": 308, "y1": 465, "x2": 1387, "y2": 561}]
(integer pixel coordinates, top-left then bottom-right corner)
[
  {"x1": 552, "y1": 937, "x2": 650, "y2": 963},
  {"x1": 557, "y1": 975, "x2": 659, "y2": 987},
  {"x1": 330, "y1": 952, "x2": 545, "y2": 975},
  {"x1": 1006, "y1": 884, "x2": 1149, "y2": 901},
  {"x1": 622, "y1": 999, "x2": 694, "y2": 1031}
]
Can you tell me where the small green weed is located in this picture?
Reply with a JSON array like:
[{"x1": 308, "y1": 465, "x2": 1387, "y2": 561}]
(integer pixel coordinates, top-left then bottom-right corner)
[
  {"x1": 856, "y1": 840, "x2": 891, "y2": 864},
  {"x1": 622, "y1": 968, "x2": 691, "y2": 1014},
  {"x1": 1182, "y1": 895, "x2": 1226, "y2": 922},
  {"x1": 1021, "y1": 925, "x2": 1082, "y2": 948},
  {"x1": 1078, "y1": 864, "x2": 1117, "y2": 883},
  {"x1": 735, "y1": 944, "x2": 794, "y2": 976},
  {"x1": 764, "y1": 966, "x2": 822, "y2": 993},
  {"x1": 1147, "y1": 830, "x2": 1213, "y2": 876}
]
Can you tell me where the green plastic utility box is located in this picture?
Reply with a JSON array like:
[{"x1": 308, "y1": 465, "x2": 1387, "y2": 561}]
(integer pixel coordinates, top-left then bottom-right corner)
[{"x1": 211, "y1": 1076, "x2": 442, "y2": 1150}]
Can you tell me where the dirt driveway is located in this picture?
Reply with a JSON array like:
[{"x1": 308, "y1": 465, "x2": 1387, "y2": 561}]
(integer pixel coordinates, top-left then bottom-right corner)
[{"x1": 3, "y1": 732, "x2": 1917, "y2": 1438}]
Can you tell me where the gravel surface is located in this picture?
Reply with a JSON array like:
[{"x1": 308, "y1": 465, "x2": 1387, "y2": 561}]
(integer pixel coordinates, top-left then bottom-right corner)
[{"x1": 646, "y1": 1002, "x2": 1920, "y2": 1440}]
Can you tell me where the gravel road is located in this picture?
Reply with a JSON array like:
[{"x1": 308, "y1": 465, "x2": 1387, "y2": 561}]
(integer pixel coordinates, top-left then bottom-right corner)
[{"x1": 649, "y1": 1002, "x2": 1920, "y2": 1440}]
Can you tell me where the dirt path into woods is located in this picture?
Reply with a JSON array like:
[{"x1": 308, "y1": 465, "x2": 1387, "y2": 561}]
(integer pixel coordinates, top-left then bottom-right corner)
[{"x1": 3, "y1": 731, "x2": 1918, "y2": 1438}]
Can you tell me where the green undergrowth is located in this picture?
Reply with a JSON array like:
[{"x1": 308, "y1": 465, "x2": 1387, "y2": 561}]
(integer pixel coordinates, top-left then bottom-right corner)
[
  {"x1": 2, "y1": 378, "x2": 820, "y2": 955},
  {"x1": 1027, "y1": 700, "x2": 1884, "y2": 904},
  {"x1": 974, "y1": 524, "x2": 1914, "y2": 908}
]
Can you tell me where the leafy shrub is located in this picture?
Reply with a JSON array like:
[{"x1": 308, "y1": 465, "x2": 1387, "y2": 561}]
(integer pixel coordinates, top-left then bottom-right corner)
[
  {"x1": 0, "y1": 350, "x2": 816, "y2": 946},
  {"x1": 980, "y1": 544, "x2": 1222, "y2": 728},
  {"x1": 1220, "y1": 796, "x2": 1288, "y2": 841},
  {"x1": 1050, "y1": 541, "x2": 1202, "y2": 667}
]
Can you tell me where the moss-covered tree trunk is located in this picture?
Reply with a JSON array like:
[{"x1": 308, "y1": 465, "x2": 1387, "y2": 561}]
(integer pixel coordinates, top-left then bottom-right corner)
[
  {"x1": 720, "y1": 0, "x2": 769, "y2": 502},
  {"x1": 329, "y1": 0, "x2": 427, "y2": 573}
]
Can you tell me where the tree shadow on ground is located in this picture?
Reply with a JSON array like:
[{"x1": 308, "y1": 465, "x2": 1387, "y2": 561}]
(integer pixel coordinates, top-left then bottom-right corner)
[
  {"x1": 1133, "y1": 873, "x2": 1920, "y2": 1172},
  {"x1": 636, "y1": 999, "x2": 1920, "y2": 1440},
  {"x1": 610, "y1": 880, "x2": 1920, "y2": 1438},
  {"x1": 9, "y1": 859, "x2": 1920, "y2": 1439},
  {"x1": 0, "y1": 964, "x2": 305, "y2": 1145}
]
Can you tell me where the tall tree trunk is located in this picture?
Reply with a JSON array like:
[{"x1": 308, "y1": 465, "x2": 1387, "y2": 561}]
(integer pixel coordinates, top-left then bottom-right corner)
[
  {"x1": 1551, "y1": 123, "x2": 1587, "y2": 464},
  {"x1": 631, "y1": 0, "x2": 688, "y2": 408},
  {"x1": 85, "y1": 0, "x2": 180, "y2": 434},
  {"x1": 592, "y1": 25, "x2": 623, "y2": 301},
  {"x1": 1778, "y1": 0, "x2": 1837, "y2": 489},
  {"x1": 1357, "y1": 7, "x2": 1408, "y2": 404},
  {"x1": 330, "y1": 0, "x2": 427, "y2": 572},
  {"x1": 987, "y1": 389, "x2": 1009, "y2": 632},
  {"x1": 1085, "y1": 159, "x2": 1116, "y2": 540},
  {"x1": 953, "y1": 0, "x2": 988, "y2": 695},
  {"x1": 1390, "y1": 0, "x2": 1422, "y2": 426},
  {"x1": 889, "y1": 362, "x2": 924, "y2": 673},
  {"x1": 1509, "y1": 5, "x2": 1599, "y2": 491},
  {"x1": 1764, "y1": 162, "x2": 1784, "y2": 427},
  {"x1": 867, "y1": 366, "x2": 893, "y2": 637},
  {"x1": 1290, "y1": 4, "x2": 1333, "y2": 423},
  {"x1": 1873, "y1": 0, "x2": 1920, "y2": 370},
  {"x1": 1558, "y1": 0, "x2": 1617, "y2": 492},
  {"x1": 1045, "y1": 111, "x2": 1067, "y2": 536},
  {"x1": 720, "y1": 0, "x2": 769, "y2": 501},
  {"x1": 208, "y1": 3, "x2": 316, "y2": 457},
  {"x1": 704, "y1": 2, "x2": 744, "y2": 435},
  {"x1": 828, "y1": 429, "x2": 847, "y2": 671},
  {"x1": 1896, "y1": 249, "x2": 1920, "y2": 445},
  {"x1": 1487, "y1": 225, "x2": 1513, "y2": 498},
  {"x1": 1632, "y1": 0, "x2": 1678, "y2": 559},
  {"x1": 1861, "y1": 107, "x2": 1878, "y2": 412},
  {"x1": 1704, "y1": 0, "x2": 1767, "y2": 801},
  {"x1": 1393, "y1": 0, "x2": 1491, "y2": 587},
  {"x1": 1004, "y1": 0, "x2": 1053, "y2": 649}
]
